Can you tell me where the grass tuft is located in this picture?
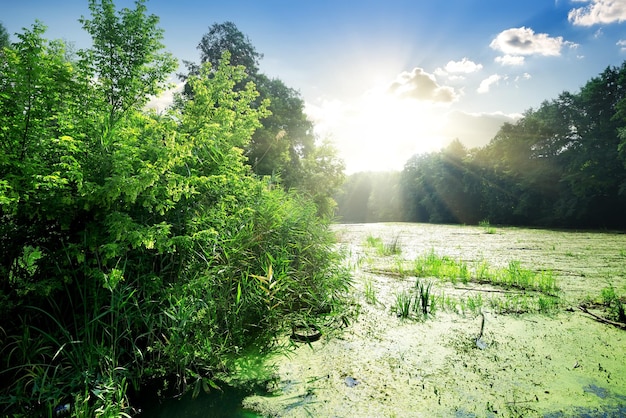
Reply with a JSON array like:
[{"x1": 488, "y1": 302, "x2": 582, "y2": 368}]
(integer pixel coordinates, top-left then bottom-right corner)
[{"x1": 479, "y1": 219, "x2": 496, "y2": 234}]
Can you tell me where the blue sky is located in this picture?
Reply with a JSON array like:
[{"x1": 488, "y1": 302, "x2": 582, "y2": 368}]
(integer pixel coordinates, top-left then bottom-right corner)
[{"x1": 2, "y1": 0, "x2": 626, "y2": 172}]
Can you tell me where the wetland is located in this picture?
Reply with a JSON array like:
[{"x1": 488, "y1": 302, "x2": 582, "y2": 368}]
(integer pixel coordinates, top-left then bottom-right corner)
[{"x1": 241, "y1": 223, "x2": 626, "y2": 417}]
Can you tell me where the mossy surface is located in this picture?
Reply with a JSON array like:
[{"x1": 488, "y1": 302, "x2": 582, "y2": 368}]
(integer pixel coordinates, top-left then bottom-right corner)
[{"x1": 243, "y1": 223, "x2": 626, "y2": 417}]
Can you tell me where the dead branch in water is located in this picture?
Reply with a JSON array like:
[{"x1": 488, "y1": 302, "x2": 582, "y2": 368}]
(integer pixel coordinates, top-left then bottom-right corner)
[
  {"x1": 578, "y1": 306, "x2": 626, "y2": 330},
  {"x1": 454, "y1": 286, "x2": 525, "y2": 294}
]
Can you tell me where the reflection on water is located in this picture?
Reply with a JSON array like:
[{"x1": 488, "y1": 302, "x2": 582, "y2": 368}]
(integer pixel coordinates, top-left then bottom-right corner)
[{"x1": 138, "y1": 385, "x2": 262, "y2": 418}]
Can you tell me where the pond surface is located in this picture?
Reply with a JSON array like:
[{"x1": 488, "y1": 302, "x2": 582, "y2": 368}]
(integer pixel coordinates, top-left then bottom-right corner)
[
  {"x1": 138, "y1": 384, "x2": 262, "y2": 418},
  {"x1": 144, "y1": 223, "x2": 626, "y2": 417},
  {"x1": 244, "y1": 223, "x2": 626, "y2": 417}
]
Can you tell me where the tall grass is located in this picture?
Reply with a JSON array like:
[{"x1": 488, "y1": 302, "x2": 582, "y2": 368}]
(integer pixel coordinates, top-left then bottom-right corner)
[
  {"x1": 392, "y1": 279, "x2": 437, "y2": 320},
  {"x1": 413, "y1": 250, "x2": 470, "y2": 284}
]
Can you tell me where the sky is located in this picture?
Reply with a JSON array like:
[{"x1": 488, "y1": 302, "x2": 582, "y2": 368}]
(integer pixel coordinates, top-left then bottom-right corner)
[{"x1": 2, "y1": 0, "x2": 626, "y2": 173}]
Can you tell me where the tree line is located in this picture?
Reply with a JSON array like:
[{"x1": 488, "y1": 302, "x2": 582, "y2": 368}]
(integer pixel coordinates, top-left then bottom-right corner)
[
  {"x1": 336, "y1": 62, "x2": 626, "y2": 229},
  {"x1": 0, "y1": 2, "x2": 348, "y2": 416}
]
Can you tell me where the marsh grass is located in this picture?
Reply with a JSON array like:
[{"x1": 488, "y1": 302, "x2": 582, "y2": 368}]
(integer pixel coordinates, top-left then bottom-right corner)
[
  {"x1": 600, "y1": 286, "x2": 626, "y2": 322},
  {"x1": 479, "y1": 219, "x2": 496, "y2": 234},
  {"x1": 413, "y1": 250, "x2": 470, "y2": 283},
  {"x1": 410, "y1": 251, "x2": 558, "y2": 295},
  {"x1": 365, "y1": 234, "x2": 402, "y2": 257},
  {"x1": 364, "y1": 279, "x2": 378, "y2": 305},
  {"x1": 393, "y1": 291, "x2": 413, "y2": 319},
  {"x1": 391, "y1": 279, "x2": 438, "y2": 320},
  {"x1": 414, "y1": 279, "x2": 436, "y2": 317},
  {"x1": 380, "y1": 250, "x2": 561, "y2": 318}
]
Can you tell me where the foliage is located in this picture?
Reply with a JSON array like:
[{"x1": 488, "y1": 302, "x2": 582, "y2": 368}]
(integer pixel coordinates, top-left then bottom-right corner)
[
  {"x1": 391, "y1": 279, "x2": 436, "y2": 320},
  {"x1": 182, "y1": 21, "x2": 345, "y2": 217},
  {"x1": 406, "y1": 251, "x2": 557, "y2": 295},
  {"x1": 0, "y1": 3, "x2": 351, "y2": 416},
  {"x1": 600, "y1": 286, "x2": 626, "y2": 323},
  {"x1": 363, "y1": 279, "x2": 378, "y2": 305},
  {"x1": 479, "y1": 219, "x2": 496, "y2": 234},
  {"x1": 414, "y1": 279, "x2": 435, "y2": 317},
  {"x1": 196, "y1": 21, "x2": 263, "y2": 74},
  {"x1": 0, "y1": 21, "x2": 9, "y2": 49}
]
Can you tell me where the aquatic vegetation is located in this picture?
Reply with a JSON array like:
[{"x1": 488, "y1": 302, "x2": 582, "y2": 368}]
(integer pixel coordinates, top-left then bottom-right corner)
[
  {"x1": 365, "y1": 234, "x2": 402, "y2": 256},
  {"x1": 600, "y1": 286, "x2": 626, "y2": 322},
  {"x1": 393, "y1": 291, "x2": 413, "y2": 319},
  {"x1": 479, "y1": 219, "x2": 496, "y2": 234},
  {"x1": 414, "y1": 279, "x2": 436, "y2": 317},
  {"x1": 413, "y1": 250, "x2": 470, "y2": 283},
  {"x1": 364, "y1": 279, "x2": 378, "y2": 305},
  {"x1": 411, "y1": 251, "x2": 558, "y2": 295}
]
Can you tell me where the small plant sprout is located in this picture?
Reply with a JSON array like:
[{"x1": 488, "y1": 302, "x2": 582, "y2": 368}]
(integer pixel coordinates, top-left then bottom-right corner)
[
  {"x1": 364, "y1": 279, "x2": 378, "y2": 305},
  {"x1": 394, "y1": 291, "x2": 412, "y2": 319},
  {"x1": 479, "y1": 219, "x2": 496, "y2": 234},
  {"x1": 414, "y1": 278, "x2": 436, "y2": 317}
]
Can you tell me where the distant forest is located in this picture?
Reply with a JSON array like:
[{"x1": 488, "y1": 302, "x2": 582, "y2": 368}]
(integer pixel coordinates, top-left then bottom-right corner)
[{"x1": 335, "y1": 61, "x2": 626, "y2": 229}]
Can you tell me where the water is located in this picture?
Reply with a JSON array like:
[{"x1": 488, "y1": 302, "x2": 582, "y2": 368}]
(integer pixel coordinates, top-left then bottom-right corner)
[{"x1": 137, "y1": 384, "x2": 263, "y2": 418}]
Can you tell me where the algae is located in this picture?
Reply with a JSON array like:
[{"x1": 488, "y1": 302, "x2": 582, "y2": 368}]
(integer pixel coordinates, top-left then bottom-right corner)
[{"x1": 244, "y1": 223, "x2": 626, "y2": 417}]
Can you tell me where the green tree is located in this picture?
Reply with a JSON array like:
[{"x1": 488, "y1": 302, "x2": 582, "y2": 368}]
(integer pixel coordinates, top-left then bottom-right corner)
[
  {"x1": 1, "y1": 3, "x2": 351, "y2": 415},
  {"x1": 183, "y1": 22, "x2": 345, "y2": 216},
  {"x1": 78, "y1": 0, "x2": 177, "y2": 132},
  {"x1": 249, "y1": 74, "x2": 319, "y2": 189},
  {"x1": 196, "y1": 21, "x2": 262, "y2": 73},
  {"x1": 0, "y1": 21, "x2": 9, "y2": 49}
]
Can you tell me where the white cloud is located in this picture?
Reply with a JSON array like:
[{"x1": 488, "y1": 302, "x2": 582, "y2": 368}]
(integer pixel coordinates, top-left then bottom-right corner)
[
  {"x1": 490, "y1": 27, "x2": 570, "y2": 57},
  {"x1": 146, "y1": 82, "x2": 184, "y2": 111},
  {"x1": 569, "y1": 0, "x2": 626, "y2": 26},
  {"x1": 434, "y1": 67, "x2": 448, "y2": 77},
  {"x1": 618, "y1": 39, "x2": 626, "y2": 51},
  {"x1": 388, "y1": 67, "x2": 460, "y2": 103},
  {"x1": 444, "y1": 58, "x2": 483, "y2": 74},
  {"x1": 495, "y1": 55, "x2": 526, "y2": 66},
  {"x1": 514, "y1": 73, "x2": 532, "y2": 82},
  {"x1": 477, "y1": 74, "x2": 502, "y2": 94}
]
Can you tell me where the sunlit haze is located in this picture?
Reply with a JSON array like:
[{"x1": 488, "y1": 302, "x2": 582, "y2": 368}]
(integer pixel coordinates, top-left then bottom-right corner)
[{"x1": 4, "y1": 0, "x2": 626, "y2": 173}]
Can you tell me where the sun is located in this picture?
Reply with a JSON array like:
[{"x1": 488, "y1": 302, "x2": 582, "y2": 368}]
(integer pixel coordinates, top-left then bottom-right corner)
[{"x1": 312, "y1": 86, "x2": 448, "y2": 173}]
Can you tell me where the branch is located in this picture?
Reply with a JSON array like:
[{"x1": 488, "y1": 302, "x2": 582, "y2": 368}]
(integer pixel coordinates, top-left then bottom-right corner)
[{"x1": 578, "y1": 305, "x2": 626, "y2": 330}]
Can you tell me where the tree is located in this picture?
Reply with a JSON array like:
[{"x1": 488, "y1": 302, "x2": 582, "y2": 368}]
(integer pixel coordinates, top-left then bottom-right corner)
[
  {"x1": 248, "y1": 74, "x2": 316, "y2": 187},
  {"x1": 78, "y1": 0, "x2": 176, "y2": 132},
  {"x1": 1, "y1": 4, "x2": 351, "y2": 415},
  {"x1": 183, "y1": 21, "x2": 345, "y2": 216},
  {"x1": 0, "y1": 21, "x2": 9, "y2": 49},
  {"x1": 196, "y1": 21, "x2": 262, "y2": 73}
]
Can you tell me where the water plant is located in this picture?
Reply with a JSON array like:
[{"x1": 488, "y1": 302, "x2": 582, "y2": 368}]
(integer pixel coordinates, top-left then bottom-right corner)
[
  {"x1": 364, "y1": 279, "x2": 378, "y2": 305},
  {"x1": 393, "y1": 291, "x2": 413, "y2": 319},
  {"x1": 365, "y1": 234, "x2": 402, "y2": 256},
  {"x1": 413, "y1": 250, "x2": 469, "y2": 282},
  {"x1": 414, "y1": 279, "x2": 435, "y2": 317},
  {"x1": 479, "y1": 219, "x2": 496, "y2": 234},
  {"x1": 411, "y1": 251, "x2": 558, "y2": 295},
  {"x1": 600, "y1": 286, "x2": 626, "y2": 322}
]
